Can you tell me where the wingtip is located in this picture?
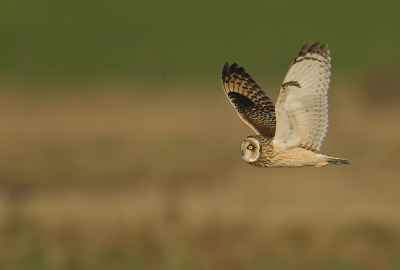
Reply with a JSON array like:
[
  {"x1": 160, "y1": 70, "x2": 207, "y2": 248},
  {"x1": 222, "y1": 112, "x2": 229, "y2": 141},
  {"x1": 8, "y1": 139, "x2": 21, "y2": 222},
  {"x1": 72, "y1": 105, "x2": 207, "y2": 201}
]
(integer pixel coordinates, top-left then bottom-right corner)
[
  {"x1": 222, "y1": 62, "x2": 230, "y2": 76},
  {"x1": 299, "y1": 41, "x2": 329, "y2": 57},
  {"x1": 222, "y1": 62, "x2": 240, "y2": 76},
  {"x1": 309, "y1": 41, "x2": 321, "y2": 53},
  {"x1": 299, "y1": 41, "x2": 311, "y2": 57},
  {"x1": 224, "y1": 61, "x2": 230, "y2": 69},
  {"x1": 302, "y1": 41, "x2": 311, "y2": 50},
  {"x1": 319, "y1": 43, "x2": 329, "y2": 57}
]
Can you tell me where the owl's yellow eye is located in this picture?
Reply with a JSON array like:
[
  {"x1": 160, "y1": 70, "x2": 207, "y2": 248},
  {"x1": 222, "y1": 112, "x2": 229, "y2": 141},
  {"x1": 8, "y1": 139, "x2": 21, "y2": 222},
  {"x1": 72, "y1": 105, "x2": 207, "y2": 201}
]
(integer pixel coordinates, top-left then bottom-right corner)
[{"x1": 247, "y1": 144, "x2": 254, "y2": 150}]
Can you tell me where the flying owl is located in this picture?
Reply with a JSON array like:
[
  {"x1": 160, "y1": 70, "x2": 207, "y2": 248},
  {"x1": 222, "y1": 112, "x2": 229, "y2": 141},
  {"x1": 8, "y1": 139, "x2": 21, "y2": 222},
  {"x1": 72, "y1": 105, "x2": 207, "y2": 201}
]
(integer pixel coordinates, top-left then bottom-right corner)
[{"x1": 222, "y1": 41, "x2": 350, "y2": 168}]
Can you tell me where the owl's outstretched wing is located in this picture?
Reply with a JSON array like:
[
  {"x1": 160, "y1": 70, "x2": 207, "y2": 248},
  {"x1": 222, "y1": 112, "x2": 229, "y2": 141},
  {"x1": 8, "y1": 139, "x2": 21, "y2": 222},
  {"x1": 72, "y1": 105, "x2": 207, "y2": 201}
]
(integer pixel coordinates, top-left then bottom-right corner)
[
  {"x1": 222, "y1": 62, "x2": 276, "y2": 137},
  {"x1": 273, "y1": 41, "x2": 331, "y2": 152}
]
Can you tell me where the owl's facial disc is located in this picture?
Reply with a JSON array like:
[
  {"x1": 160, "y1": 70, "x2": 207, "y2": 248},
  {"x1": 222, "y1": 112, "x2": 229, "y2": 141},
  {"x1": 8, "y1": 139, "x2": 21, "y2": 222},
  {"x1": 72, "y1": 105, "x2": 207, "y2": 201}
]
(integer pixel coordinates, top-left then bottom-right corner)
[{"x1": 241, "y1": 138, "x2": 260, "y2": 162}]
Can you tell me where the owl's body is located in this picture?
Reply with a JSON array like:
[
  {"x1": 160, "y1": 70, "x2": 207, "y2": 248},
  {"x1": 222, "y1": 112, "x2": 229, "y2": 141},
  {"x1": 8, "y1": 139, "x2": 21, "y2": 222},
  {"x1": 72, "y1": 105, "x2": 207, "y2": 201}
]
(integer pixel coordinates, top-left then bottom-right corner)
[
  {"x1": 222, "y1": 41, "x2": 350, "y2": 168},
  {"x1": 243, "y1": 135, "x2": 347, "y2": 168}
]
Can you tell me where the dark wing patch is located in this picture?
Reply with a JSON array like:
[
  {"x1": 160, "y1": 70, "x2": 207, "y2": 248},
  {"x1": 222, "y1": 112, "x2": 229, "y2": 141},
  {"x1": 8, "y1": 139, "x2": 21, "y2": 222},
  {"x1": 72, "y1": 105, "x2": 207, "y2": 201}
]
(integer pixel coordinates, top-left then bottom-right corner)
[
  {"x1": 282, "y1": 80, "x2": 301, "y2": 89},
  {"x1": 222, "y1": 62, "x2": 276, "y2": 137},
  {"x1": 227, "y1": 92, "x2": 254, "y2": 107}
]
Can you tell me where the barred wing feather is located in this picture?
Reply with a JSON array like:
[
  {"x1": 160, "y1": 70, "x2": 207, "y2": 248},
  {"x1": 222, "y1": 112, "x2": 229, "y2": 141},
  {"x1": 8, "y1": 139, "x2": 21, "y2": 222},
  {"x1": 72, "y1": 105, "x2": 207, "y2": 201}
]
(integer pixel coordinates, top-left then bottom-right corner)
[{"x1": 222, "y1": 62, "x2": 276, "y2": 137}]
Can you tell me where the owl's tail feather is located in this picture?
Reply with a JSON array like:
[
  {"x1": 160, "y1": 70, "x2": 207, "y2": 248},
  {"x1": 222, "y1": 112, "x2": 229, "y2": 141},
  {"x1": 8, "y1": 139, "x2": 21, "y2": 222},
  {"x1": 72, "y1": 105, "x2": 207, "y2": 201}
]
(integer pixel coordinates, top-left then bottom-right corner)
[{"x1": 327, "y1": 156, "x2": 351, "y2": 165}]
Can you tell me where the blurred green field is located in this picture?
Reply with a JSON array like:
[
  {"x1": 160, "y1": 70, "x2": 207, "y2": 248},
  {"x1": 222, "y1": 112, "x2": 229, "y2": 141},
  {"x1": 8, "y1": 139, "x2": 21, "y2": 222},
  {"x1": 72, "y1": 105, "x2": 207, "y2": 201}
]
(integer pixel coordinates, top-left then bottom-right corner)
[
  {"x1": 1, "y1": 0, "x2": 400, "y2": 269},
  {"x1": 1, "y1": 0, "x2": 399, "y2": 82}
]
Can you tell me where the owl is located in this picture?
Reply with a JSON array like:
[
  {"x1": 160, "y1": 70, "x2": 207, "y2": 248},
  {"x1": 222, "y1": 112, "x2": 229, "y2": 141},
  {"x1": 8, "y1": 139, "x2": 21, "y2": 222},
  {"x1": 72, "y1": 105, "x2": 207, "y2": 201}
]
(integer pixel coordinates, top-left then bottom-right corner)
[{"x1": 222, "y1": 41, "x2": 350, "y2": 168}]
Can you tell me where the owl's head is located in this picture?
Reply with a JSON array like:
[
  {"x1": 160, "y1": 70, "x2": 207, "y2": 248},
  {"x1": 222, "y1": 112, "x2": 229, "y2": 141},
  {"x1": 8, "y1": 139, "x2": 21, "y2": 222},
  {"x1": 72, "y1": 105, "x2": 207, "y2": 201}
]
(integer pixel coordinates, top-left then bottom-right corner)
[{"x1": 240, "y1": 137, "x2": 261, "y2": 163}]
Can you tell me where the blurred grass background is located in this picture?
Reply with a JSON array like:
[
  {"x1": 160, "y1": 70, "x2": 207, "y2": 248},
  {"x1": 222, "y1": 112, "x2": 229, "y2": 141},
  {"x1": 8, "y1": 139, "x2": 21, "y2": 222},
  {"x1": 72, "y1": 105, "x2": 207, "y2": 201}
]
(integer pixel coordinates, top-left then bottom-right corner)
[{"x1": 1, "y1": 0, "x2": 400, "y2": 269}]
